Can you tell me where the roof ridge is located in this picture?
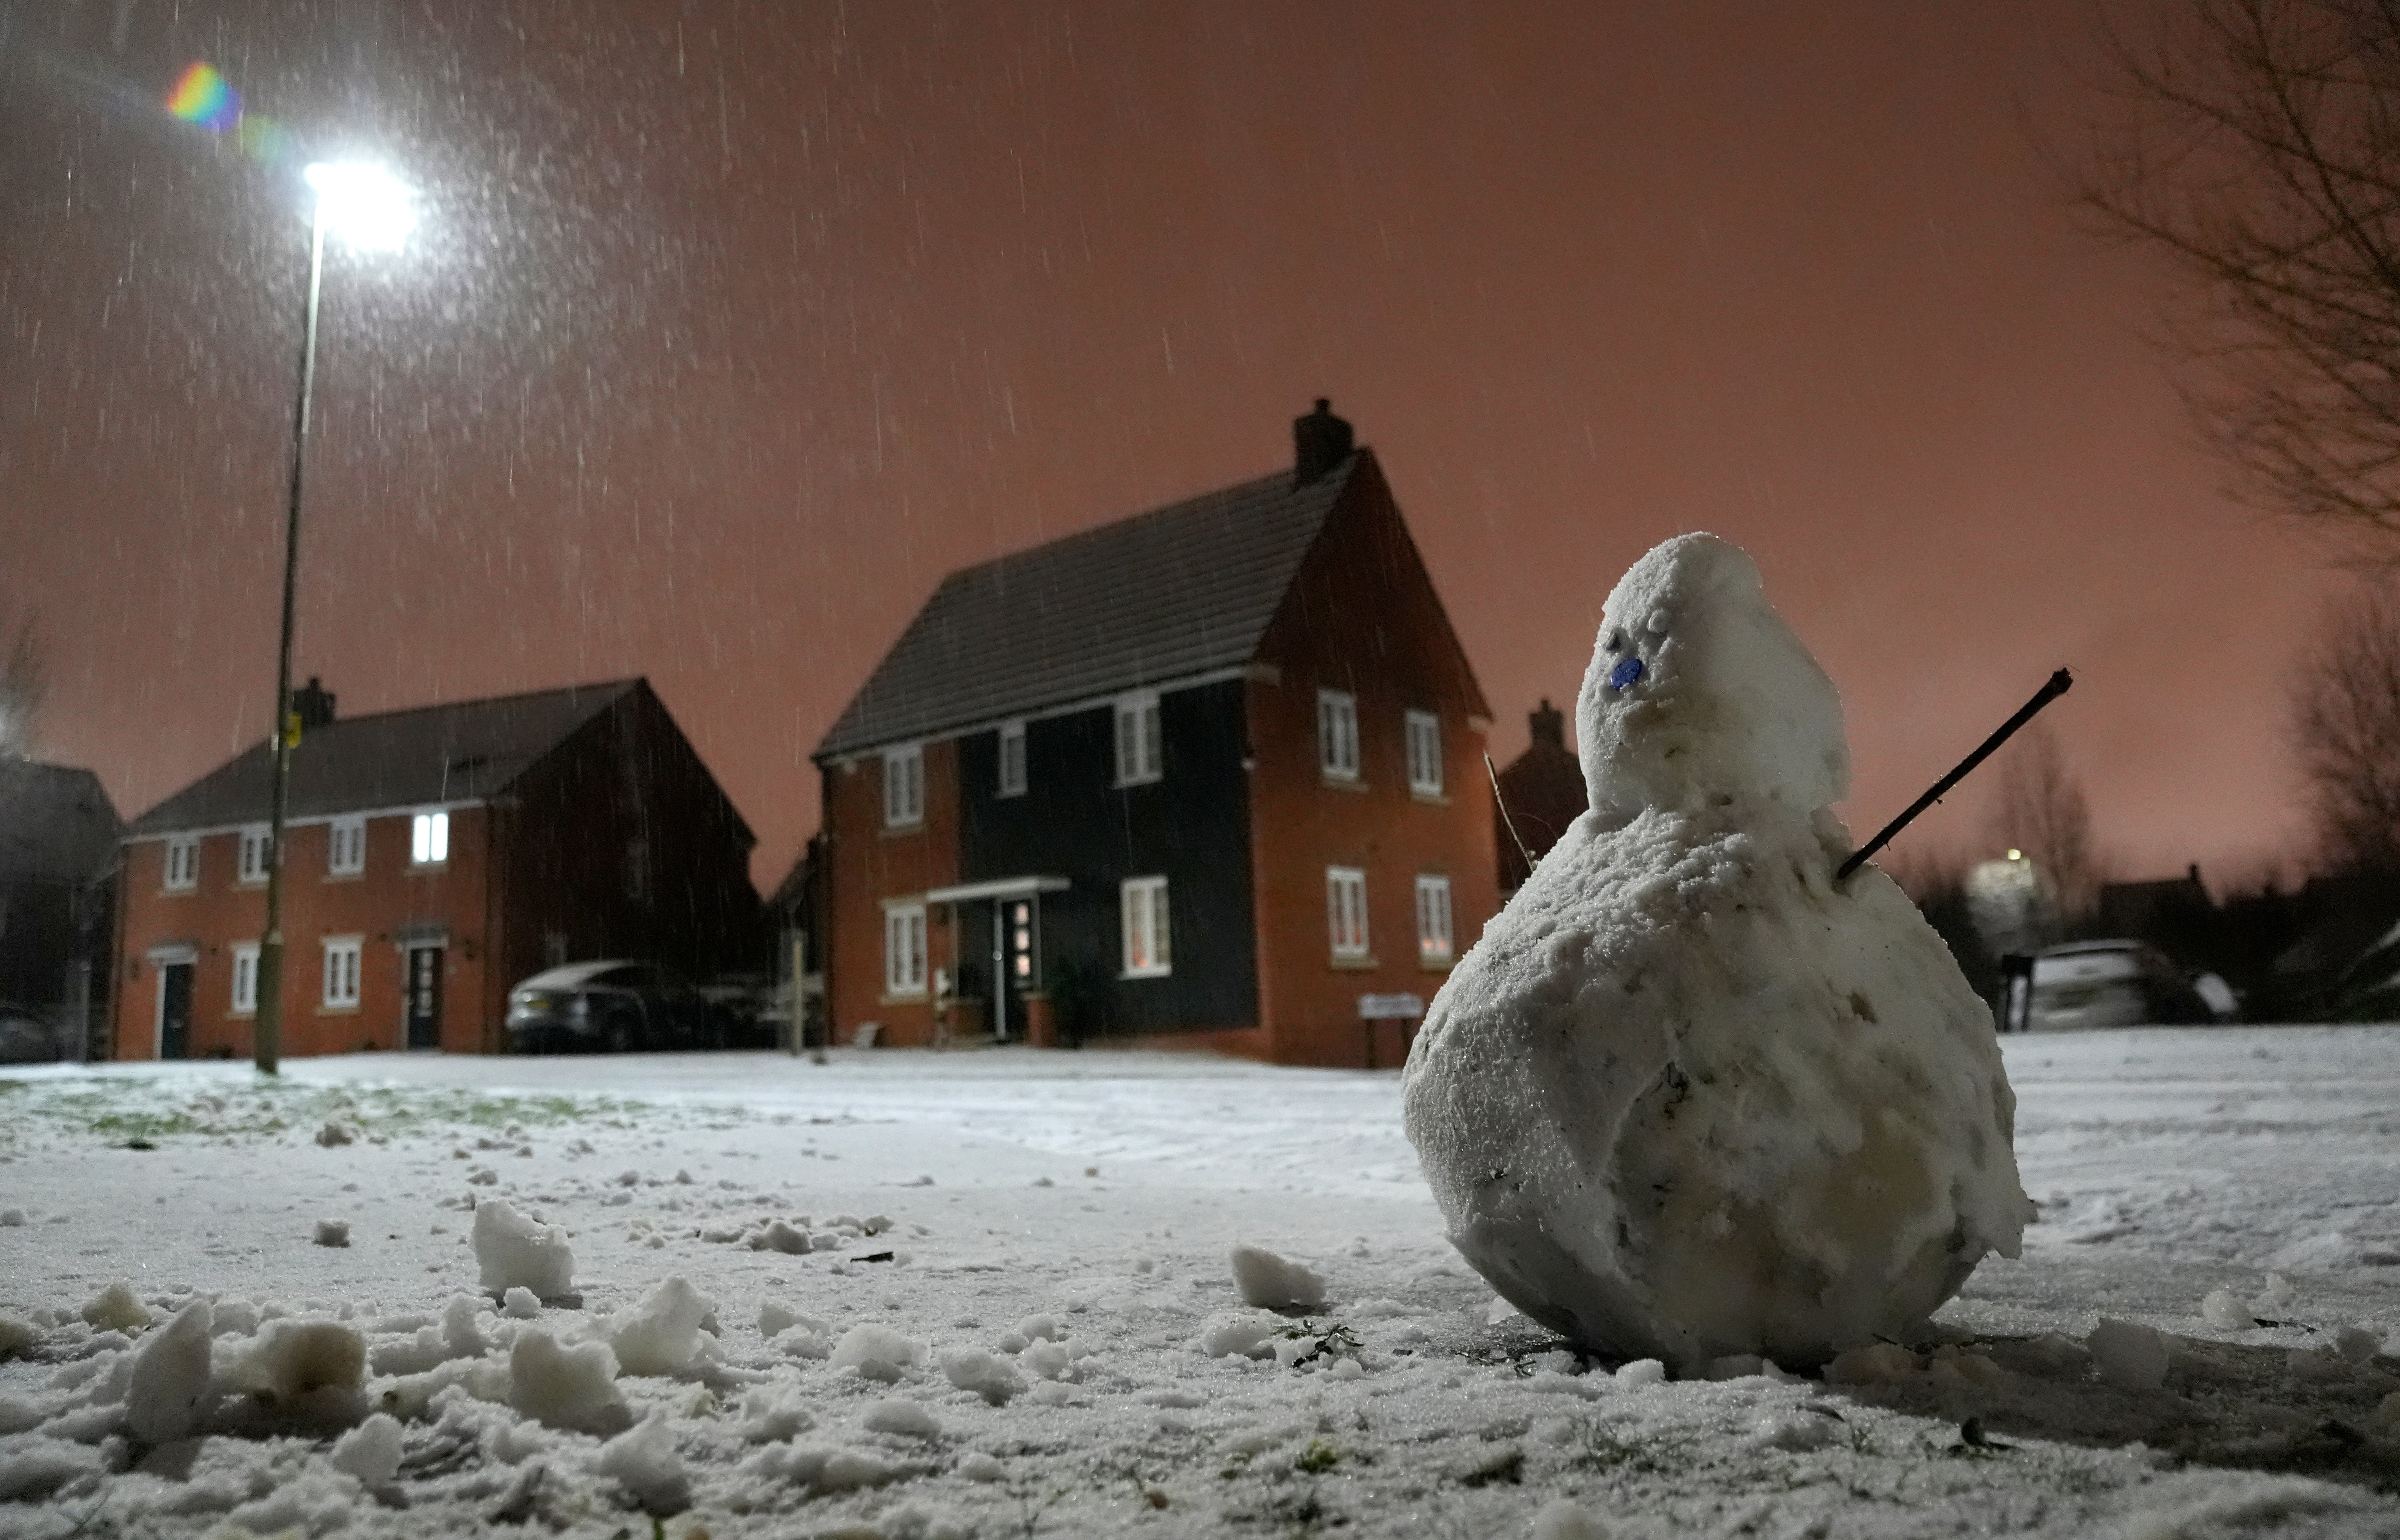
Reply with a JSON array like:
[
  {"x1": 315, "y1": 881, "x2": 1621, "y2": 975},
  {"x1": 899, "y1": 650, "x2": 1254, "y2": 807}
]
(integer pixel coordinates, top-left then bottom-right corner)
[{"x1": 289, "y1": 676, "x2": 643, "y2": 735}]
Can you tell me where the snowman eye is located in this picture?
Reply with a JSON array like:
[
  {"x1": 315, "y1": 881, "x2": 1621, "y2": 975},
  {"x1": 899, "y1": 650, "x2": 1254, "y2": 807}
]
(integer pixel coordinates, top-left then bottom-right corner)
[
  {"x1": 1607, "y1": 655, "x2": 1645, "y2": 693},
  {"x1": 1604, "y1": 629, "x2": 1625, "y2": 655}
]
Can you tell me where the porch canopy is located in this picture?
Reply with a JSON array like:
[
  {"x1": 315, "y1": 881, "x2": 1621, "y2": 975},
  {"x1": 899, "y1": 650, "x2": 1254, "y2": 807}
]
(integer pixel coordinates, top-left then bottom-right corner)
[{"x1": 923, "y1": 875, "x2": 1070, "y2": 905}]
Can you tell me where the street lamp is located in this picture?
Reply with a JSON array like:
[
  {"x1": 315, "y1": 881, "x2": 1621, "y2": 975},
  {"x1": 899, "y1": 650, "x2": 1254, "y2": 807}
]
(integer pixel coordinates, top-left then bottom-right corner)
[{"x1": 254, "y1": 160, "x2": 415, "y2": 1075}]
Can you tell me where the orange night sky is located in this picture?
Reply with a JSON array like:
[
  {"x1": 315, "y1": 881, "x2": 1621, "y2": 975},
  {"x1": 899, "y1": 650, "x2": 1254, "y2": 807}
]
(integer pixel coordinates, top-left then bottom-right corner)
[{"x1": 0, "y1": 1, "x2": 2345, "y2": 895}]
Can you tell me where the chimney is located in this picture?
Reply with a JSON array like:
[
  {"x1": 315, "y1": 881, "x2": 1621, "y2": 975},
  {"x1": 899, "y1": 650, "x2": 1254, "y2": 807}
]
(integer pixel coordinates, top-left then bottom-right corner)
[
  {"x1": 292, "y1": 676, "x2": 337, "y2": 731},
  {"x1": 1529, "y1": 698, "x2": 1566, "y2": 751},
  {"x1": 1292, "y1": 398, "x2": 1354, "y2": 485}
]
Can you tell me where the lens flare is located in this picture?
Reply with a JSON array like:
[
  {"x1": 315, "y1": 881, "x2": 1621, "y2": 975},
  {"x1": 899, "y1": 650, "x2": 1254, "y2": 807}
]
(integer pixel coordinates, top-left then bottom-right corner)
[{"x1": 164, "y1": 62, "x2": 240, "y2": 131}]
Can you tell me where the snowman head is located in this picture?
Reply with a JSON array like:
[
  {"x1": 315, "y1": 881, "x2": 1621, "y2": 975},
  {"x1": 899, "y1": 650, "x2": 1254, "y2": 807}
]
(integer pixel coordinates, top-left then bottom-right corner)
[{"x1": 1576, "y1": 533, "x2": 1848, "y2": 817}]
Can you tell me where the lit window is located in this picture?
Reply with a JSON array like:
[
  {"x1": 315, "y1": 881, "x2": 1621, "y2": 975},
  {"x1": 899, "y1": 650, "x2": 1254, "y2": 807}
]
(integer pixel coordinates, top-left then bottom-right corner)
[
  {"x1": 237, "y1": 824, "x2": 272, "y2": 885},
  {"x1": 328, "y1": 815, "x2": 366, "y2": 876},
  {"x1": 164, "y1": 835, "x2": 199, "y2": 891},
  {"x1": 1318, "y1": 691, "x2": 1360, "y2": 781},
  {"x1": 1327, "y1": 866, "x2": 1369, "y2": 960},
  {"x1": 1416, "y1": 875, "x2": 1454, "y2": 965},
  {"x1": 1121, "y1": 876, "x2": 1171, "y2": 977},
  {"x1": 884, "y1": 901, "x2": 928, "y2": 997},
  {"x1": 410, "y1": 811, "x2": 450, "y2": 865},
  {"x1": 1406, "y1": 710, "x2": 1443, "y2": 797},
  {"x1": 231, "y1": 943, "x2": 260, "y2": 1015},
  {"x1": 998, "y1": 720, "x2": 1027, "y2": 798},
  {"x1": 884, "y1": 744, "x2": 925, "y2": 827},
  {"x1": 322, "y1": 936, "x2": 362, "y2": 1009},
  {"x1": 1114, "y1": 692, "x2": 1162, "y2": 786}
]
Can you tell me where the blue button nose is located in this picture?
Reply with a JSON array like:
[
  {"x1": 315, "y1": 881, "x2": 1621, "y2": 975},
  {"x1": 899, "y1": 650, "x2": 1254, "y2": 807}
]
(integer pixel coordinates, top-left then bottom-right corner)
[{"x1": 1608, "y1": 656, "x2": 1645, "y2": 693}]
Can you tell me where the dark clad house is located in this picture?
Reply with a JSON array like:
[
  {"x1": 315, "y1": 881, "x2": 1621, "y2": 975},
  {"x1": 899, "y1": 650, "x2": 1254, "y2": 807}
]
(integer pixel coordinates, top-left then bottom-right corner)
[
  {"x1": 1493, "y1": 698, "x2": 1588, "y2": 895},
  {"x1": 814, "y1": 403, "x2": 1500, "y2": 1067},
  {"x1": 113, "y1": 678, "x2": 758, "y2": 1059},
  {"x1": 0, "y1": 759, "x2": 121, "y2": 1058}
]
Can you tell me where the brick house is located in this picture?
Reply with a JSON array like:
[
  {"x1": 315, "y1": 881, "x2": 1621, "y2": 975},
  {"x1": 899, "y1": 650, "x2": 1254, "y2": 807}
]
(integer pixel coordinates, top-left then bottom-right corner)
[
  {"x1": 110, "y1": 678, "x2": 758, "y2": 1059},
  {"x1": 812, "y1": 401, "x2": 1498, "y2": 1067},
  {"x1": 0, "y1": 759, "x2": 121, "y2": 1058},
  {"x1": 1493, "y1": 698, "x2": 1589, "y2": 895}
]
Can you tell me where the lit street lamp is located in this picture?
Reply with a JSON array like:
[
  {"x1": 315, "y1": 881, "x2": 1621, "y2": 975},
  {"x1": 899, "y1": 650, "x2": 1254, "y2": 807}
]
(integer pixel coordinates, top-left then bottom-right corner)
[{"x1": 254, "y1": 160, "x2": 415, "y2": 1075}]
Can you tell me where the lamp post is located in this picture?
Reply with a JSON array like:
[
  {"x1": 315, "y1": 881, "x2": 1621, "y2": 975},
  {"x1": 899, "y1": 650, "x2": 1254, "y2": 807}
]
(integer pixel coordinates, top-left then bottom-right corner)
[{"x1": 254, "y1": 161, "x2": 415, "y2": 1075}]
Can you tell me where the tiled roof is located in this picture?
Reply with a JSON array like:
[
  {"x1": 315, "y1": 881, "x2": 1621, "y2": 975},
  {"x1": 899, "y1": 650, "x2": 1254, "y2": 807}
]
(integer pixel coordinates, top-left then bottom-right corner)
[
  {"x1": 815, "y1": 455, "x2": 1359, "y2": 758},
  {"x1": 124, "y1": 679, "x2": 642, "y2": 837}
]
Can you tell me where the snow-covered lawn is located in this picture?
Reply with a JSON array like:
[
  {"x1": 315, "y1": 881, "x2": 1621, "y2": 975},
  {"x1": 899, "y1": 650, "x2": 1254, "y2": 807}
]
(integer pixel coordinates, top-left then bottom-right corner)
[{"x1": 2, "y1": 1027, "x2": 2396, "y2": 1537}]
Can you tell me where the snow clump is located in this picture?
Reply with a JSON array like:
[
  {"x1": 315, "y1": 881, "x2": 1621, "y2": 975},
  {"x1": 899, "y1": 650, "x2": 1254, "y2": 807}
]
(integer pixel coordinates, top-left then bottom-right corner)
[
  {"x1": 80, "y1": 1281, "x2": 153, "y2": 1335},
  {"x1": 222, "y1": 1319, "x2": 369, "y2": 1423},
  {"x1": 609, "y1": 1276, "x2": 720, "y2": 1378},
  {"x1": 830, "y1": 1324, "x2": 924, "y2": 1383},
  {"x1": 2087, "y1": 1319, "x2": 2170, "y2": 1391},
  {"x1": 596, "y1": 1408, "x2": 690, "y2": 1515},
  {"x1": 1403, "y1": 532, "x2": 2030, "y2": 1370},
  {"x1": 328, "y1": 1412, "x2": 405, "y2": 1486},
  {"x1": 124, "y1": 1298, "x2": 212, "y2": 1443},
  {"x1": 1230, "y1": 1244, "x2": 1327, "y2": 1310},
  {"x1": 472, "y1": 1198, "x2": 576, "y2": 1300},
  {"x1": 313, "y1": 1218, "x2": 350, "y2": 1248},
  {"x1": 941, "y1": 1348, "x2": 1027, "y2": 1405},
  {"x1": 507, "y1": 1328, "x2": 629, "y2": 1434}
]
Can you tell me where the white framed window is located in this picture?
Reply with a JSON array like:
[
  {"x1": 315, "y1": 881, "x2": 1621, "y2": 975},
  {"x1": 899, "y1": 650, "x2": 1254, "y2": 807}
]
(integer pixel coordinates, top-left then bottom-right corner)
[
  {"x1": 231, "y1": 943, "x2": 260, "y2": 1015},
  {"x1": 327, "y1": 815, "x2": 366, "y2": 876},
  {"x1": 1327, "y1": 866, "x2": 1369, "y2": 960},
  {"x1": 164, "y1": 835, "x2": 199, "y2": 891},
  {"x1": 322, "y1": 936, "x2": 362, "y2": 1010},
  {"x1": 237, "y1": 824, "x2": 272, "y2": 885},
  {"x1": 1416, "y1": 875, "x2": 1455, "y2": 965},
  {"x1": 1406, "y1": 710, "x2": 1444, "y2": 797},
  {"x1": 883, "y1": 743, "x2": 925, "y2": 827},
  {"x1": 884, "y1": 901, "x2": 928, "y2": 997},
  {"x1": 998, "y1": 720, "x2": 1027, "y2": 798},
  {"x1": 1318, "y1": 690, "x2": 1360, "y2": 781},
  {"x1": 410, "y1": 811, "x2": 450, "y2": 866},
  {"x1": 1121, "y1": 876, "x2": 1171, "y2": 977},
  {"x1": 1114, "y1": 691, "x2": 1162, "y2": 786}
]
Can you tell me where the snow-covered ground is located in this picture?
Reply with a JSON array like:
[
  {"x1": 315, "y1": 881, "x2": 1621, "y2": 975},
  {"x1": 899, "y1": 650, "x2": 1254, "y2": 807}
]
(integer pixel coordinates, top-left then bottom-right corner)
[{"x1": 2, "y1": 1027, "x2": 2396, "y2": 1537}]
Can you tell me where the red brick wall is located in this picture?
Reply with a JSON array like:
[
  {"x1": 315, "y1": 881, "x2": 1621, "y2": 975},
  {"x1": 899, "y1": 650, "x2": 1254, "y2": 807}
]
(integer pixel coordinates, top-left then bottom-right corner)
[
  {"x1": 822, "y1": 740, "x2": 960, "y2": 1048},
  {"x1": 1246, "y1": 457, "x2": 1502, "y2": 1066},
  {"x1": 112, "y1": 810, "x2": 492, "y2": 1059}
]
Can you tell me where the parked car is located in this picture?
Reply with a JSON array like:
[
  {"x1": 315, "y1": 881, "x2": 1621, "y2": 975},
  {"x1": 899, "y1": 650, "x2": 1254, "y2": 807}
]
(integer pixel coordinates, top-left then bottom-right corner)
[
  {"x1": 505, "y1": 961, "x2": 724, "y2": 1053},
  {"x1": 2028, "y1": 940, "x2": 2228, "y2": 1031},
  {"x1": 0, "y1": 1001, "x2": 60, "y2": 1064}
]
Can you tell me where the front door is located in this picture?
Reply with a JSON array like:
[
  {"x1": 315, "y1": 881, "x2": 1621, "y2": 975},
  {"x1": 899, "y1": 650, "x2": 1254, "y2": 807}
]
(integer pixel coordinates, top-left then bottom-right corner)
[
  {"x1": 158, "y1": 963, "x2": 193, "y2": 1060},
  {"x1": 991, "y1": 897, "x2": 1040, "y2": 1041},
  {"x1": 404, "y1": 945, "x2": 444, "y2": 1050}
]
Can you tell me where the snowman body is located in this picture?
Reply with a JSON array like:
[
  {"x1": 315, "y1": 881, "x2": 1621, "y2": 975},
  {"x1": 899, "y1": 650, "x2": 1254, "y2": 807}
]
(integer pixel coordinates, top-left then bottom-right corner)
[{"x1": 1402, "y1": 534, "x2": 2028, "y2": 1370}]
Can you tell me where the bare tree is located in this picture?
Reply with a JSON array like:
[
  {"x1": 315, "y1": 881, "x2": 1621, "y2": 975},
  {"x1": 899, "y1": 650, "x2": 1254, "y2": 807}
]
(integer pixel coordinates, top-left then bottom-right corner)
[
  {"x1": 2296, "y1": 580, "x2": 2400, "y2": 871},
  {"x1": 1985, "y1": 721, "x2": 2103, "y2": 924},
  {"x1": 2076, "y1": 0, "x2": 2400, "y2": 564},
  {"x1": 0, "y1": 613, "x2": 42, "y2": 761}
]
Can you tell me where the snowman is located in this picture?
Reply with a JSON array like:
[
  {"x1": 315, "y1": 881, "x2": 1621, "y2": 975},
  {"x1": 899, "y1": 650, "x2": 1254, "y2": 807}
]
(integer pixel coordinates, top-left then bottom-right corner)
[{"x1": 1403, "y1": 532, "x2": 2030, "y2": 1371}]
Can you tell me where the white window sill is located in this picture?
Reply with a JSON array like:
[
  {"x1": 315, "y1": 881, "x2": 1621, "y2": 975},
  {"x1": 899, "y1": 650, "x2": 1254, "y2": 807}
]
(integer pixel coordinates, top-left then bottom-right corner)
[
  {"x1": 318, "y1": 1004, "x2": 361, "y2": 1016},
  {"x1": 325, "y1": 871, "x2": 365, "y2": 883},
  {"x1": 879, "y1": 990, "x2": 929, "y2": 1005},
  {"x1": 162, "y1": 887, "x2": 196, "y2": 897},
  {"x1": 1330, "y1": 954, "x2": 1378, "y2": 971},
  {"x1": 880, "y1": 823, "x2": 925, "y2": 838},
  {"x1": 1409, "y1": 788, "x2": 1448, "y2": 804},
  {"x1": 236, "y1": 877, "x2": 268, "y2": 888},
  {"x1": 1320, "y1": 775, "x2": 1369, "y2": 793},
  {"x1": 408, "y1": 862, "x2": 450, "y2": 872},
  {"x1": 1120, "y1": 967, "x2": 1172, "y2": 981},
  {"x1": 228, "y1": 1009, "x2": 257, "y2": 1019},
  {"x1": 1418, "y1": 955, "x2": 1455, "y2": 973},
  {"x1": 1113, "y1": 775, "x2": 1163, "y2": 790}
]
